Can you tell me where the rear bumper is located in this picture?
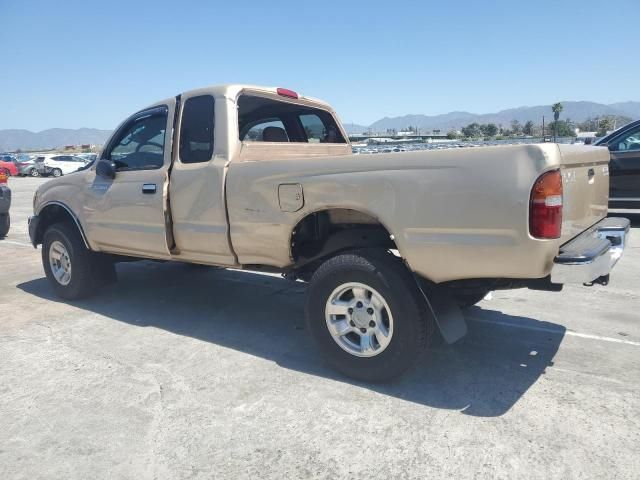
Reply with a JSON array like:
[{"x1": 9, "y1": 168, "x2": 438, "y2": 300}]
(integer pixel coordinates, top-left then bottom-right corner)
[{"x1": 550, "y1": 217, "x2": 630, "y2": 284}]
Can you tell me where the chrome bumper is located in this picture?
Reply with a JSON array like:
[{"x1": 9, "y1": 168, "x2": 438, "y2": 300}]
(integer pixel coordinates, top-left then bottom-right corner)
[{"x1": 550, "y1": 217, "x2": 630, "y2": 284}]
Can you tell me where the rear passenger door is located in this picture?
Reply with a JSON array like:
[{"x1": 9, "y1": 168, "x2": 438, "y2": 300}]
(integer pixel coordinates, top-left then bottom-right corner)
[{"x1": 168, "y1": 93, "x2": 236, "y2": 265}]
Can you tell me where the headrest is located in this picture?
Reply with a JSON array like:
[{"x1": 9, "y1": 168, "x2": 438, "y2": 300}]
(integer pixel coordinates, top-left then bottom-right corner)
[{"x1": 262, "y1": 126, "x2": 288, "y2": 142}]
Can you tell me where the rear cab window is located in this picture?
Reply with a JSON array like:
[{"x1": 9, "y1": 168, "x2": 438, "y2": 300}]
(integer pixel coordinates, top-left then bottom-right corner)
[{"x1": 238, "y1": 94, "x2": 346, "y2": 144}]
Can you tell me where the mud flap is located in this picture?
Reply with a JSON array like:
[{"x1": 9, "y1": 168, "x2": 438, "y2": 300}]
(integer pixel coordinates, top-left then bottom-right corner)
[
  {"x1": 91, "y1": 254, "x2": 118, "y2": 288},
  {"x1": 414, "y1": 277, "x2": 468, "y2": 344}
]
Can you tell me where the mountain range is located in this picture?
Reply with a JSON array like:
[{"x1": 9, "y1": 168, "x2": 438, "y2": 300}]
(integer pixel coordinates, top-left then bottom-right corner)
[
  {"x1": 0, "y1": 128, "x2": 112, "y2": 152},
  {"x1": 2, "y1": 100, "x2": 640, "y2": 150},
  {"x1": 345, "y1": 101, "x2": 640, "y2": 134}
]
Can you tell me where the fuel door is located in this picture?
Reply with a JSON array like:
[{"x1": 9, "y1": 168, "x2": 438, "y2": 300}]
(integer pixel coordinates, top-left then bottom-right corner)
[{"x1": 278, "y1": 183, "x2": 304, "y2": 212}]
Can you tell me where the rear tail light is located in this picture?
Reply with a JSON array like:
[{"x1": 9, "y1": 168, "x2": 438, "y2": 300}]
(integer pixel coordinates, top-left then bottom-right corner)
[
  {"x1": 0, "y1": 171, "x2": 7, "y2": 184},
  {"x1": 529, "y1": 169, "x2": 563, "y2": 239}
]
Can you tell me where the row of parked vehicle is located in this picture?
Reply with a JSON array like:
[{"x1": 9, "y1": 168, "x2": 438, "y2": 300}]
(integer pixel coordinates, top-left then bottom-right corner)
[{"x1": 0, "y1": 153, "x2": 97, "y2": 178}]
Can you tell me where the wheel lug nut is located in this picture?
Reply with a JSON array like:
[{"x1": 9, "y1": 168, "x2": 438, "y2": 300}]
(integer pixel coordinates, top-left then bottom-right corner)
[
  {"x1": 360, "y1": 328, "x2": 366, "y2": 333},
  {"x1": 356, "y1": 301, "x2": 363, "y2": 308},
  {"x1": 369, "y1": 321, "x2": 375, "y2": 327},
  {"x1": 350, "y1": 320, "x2": 355, "y2": 327},
  {"x1": 367, "y1": 308, "x2": 374, "y2": 315}
]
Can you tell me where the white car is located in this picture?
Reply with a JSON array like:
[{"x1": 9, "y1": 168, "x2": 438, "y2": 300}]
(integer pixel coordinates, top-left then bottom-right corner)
[{"x1": 42, "y1": 155, "x2": 88, "y2": 177}]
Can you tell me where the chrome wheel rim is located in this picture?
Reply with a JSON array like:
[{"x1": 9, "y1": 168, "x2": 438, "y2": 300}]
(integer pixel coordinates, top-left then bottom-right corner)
[
  {"x1": 49, "y1": 240, "x2": 72, "y2": 285},
  {"x1": 325, "y1": 282, "x2": 394, "y2": 357},
  {"x1": 53, "y1": 169, "x2": 61, "y2": 177}
]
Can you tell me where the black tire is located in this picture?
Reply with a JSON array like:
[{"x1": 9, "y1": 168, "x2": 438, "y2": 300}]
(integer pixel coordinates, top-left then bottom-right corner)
[
  {"x1": 305, "y1": 249, "x2": 434, "y2": 382},
  {"x1": 0, "y1": 213, "x2": 9, "y2": 238},
  {"x1": 30, "y1": 168, "x2": 40, "y2": 177},
  {"x1": 52, "y1": 168, "x2": 62, "y2": 177},
  {"x1": 452, "y1": 291, "x2": 489, "y2": 309},
  {"x1": 42, "y1": 222, "x2": 115, "y2": 299}
]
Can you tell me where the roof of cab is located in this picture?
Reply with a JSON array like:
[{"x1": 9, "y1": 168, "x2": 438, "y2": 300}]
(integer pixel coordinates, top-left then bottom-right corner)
[{"x1": 145, "y1": 84, "x2": 333, "y2": 112}]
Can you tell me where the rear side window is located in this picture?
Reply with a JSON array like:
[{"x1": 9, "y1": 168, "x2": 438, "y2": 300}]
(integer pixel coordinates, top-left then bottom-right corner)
[{"x1": 180, "y1": 95, "x2": 215, "y2": 163}]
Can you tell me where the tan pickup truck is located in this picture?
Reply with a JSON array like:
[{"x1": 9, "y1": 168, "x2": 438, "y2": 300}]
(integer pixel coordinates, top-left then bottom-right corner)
[{"x1": 29, "y1": 84, "x2": 630, "y2": 381}]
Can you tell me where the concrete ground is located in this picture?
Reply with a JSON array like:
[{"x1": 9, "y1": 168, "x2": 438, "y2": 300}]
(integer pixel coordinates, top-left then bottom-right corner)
[{"x1": 1, "y1": 177, "x2": 639, "y2": 480}]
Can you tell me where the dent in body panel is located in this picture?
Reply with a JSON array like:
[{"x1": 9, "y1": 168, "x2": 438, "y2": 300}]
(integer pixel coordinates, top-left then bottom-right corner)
[{"x1": 226, "y1": 144, "x2": 564, "y2": 281}]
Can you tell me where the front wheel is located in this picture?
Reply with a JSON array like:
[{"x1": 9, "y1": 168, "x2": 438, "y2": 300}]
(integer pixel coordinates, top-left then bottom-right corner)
[
  {"x1": 305, "y1": 249, "x2": 434, "y2": 382},
  {"x1": 42, "y1": 223, "x2": 115, "y2": 299},
  {"x1": 30, "y1": 168, "x2": 40, "y2": 177},
  {"x1": 52, "y1": 168, "x2": 62, "y2": 177}
]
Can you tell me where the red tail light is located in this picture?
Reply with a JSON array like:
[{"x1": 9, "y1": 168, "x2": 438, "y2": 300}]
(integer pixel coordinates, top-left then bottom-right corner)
[
  {"x1": 0, "y1": 172, "x2": 7, "y2": 184},
  {"x1": 277, "y1": 87, "x2": 298, "y2": 99},
  {"x1": 529, "y1": 170, "x2": 563, "y2": 239}
]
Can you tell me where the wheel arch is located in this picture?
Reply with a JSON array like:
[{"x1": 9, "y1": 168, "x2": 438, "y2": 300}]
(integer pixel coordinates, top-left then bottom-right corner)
[
  {"x1": 289, "y1": 207, "x2": 401, "y2": 275},
  {"x1": 34, "y1": 202, "x2": 90, "y2": 249}
]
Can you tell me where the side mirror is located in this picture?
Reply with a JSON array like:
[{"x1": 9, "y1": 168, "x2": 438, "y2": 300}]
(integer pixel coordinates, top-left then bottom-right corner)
[{"x1": 96, "y1": 159, "x2": 116, "y2": 179}]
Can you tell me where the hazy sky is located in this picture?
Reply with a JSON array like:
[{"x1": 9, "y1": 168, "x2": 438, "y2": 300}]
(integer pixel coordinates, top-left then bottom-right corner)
[{"x1": 1, "y1": 0, "x2": 637, "y2": 131}]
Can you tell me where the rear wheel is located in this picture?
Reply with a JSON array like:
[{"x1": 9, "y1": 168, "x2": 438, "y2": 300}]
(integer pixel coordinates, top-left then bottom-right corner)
[
  {"x1": 52, "y1": 168, "x2": 62, "y2": 177},
  {"x1": 0, "y1": 213, "x2": 9, "y2": 238},
  {"x1": 42, "y1": 223, "x2": 115, "y2": 299},
  {"x1": 30, "y1": 168, "x2": 40, "y2": 177},
  {"x1": 305, "y1": 249, "x2": 434, "y2": 382}
]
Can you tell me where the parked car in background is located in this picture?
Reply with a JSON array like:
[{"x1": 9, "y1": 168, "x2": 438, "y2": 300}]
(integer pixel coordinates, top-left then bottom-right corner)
[
  {"x1": 0, "y1": 170, "x2": 10, "y2": 237},
  {"x1": 595, "y1": 119, "x2": 640, "y2": 209},
  {"x1": 0, "y1": 155, "x2": 19, "y2": 176},
  {"x1": 40, "y1": 155, "x2": 89, "y2": 177},
  {"x1": 15, "y1": 156, "x2": 41, "y2": 177}
]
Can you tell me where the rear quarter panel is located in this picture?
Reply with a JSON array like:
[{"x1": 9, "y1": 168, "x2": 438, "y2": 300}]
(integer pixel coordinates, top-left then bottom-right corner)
[{"x1": 226, "y1": 143, "x2": 573, "y2": 282}]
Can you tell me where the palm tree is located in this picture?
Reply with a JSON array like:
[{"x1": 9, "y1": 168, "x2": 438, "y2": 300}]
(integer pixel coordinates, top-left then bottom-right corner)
[{"x1": 552, "y1": 103, "x2": 563, "y2": 142}]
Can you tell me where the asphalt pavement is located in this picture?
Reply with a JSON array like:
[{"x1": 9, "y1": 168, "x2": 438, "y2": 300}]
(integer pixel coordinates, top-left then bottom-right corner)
[{"x1": 1, "y1": 177, "x2": 639, "y2": 479}]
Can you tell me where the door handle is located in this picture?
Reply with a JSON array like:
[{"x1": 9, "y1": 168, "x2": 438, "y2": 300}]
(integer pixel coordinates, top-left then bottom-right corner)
[{"x1": 142, "y1": 183, "x2": 157, "y2": 194}]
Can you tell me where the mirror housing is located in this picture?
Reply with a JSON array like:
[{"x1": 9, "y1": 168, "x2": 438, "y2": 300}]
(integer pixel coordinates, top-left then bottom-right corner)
[{"x1": 96, "y1": 159, "x2": 116, "y2": 179}]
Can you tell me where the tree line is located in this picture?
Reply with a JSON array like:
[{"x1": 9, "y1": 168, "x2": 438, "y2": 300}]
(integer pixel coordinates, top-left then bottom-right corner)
[{"x1": 446, "y1": 114, "x2": 631, "y2": 140}]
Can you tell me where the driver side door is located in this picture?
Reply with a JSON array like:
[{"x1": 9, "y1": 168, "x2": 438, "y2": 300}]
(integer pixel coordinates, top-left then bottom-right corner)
[{"x1": 82, "y1": 103, "x2": 176, "y2": 258}]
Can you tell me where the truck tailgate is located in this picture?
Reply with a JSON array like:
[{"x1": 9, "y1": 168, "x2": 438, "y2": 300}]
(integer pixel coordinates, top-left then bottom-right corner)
[{"x1": 557, "y1": 144, "x2": 610, "y2": 244}]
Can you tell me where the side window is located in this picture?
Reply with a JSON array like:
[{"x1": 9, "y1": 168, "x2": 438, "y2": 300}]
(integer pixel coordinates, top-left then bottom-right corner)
[
  {"x1": 107, "y1": 109, "x2": 167, "y2": 170},
  {"x1": 243, "y1": 119, "x2": 289, "y2": 142},
  {"x1": 612, "y1": 128, "x2": 640, "y2": 151},
  {"x1": 180, "y1": 95, "x2": 215, "y2": 164}
]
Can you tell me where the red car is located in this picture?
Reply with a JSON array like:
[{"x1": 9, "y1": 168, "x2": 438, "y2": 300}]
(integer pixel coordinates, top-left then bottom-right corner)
[{"x1": 0, "y1": 158, "x2": 18, "y2": 176}]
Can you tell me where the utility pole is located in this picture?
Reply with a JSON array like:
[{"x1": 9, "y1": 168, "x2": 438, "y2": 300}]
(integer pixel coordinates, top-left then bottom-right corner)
[{"x1": 542, "y1": 115, "x2": 545, "y2": 140}]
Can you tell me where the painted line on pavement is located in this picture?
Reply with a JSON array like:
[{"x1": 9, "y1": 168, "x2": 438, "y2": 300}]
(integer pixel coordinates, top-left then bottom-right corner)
[
  {"x1": 468, "y1": 316, "x2": 640, "y2": 347},
  {"x1": 0, "y1": 240, "x2": 33, "y2": 247}
]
